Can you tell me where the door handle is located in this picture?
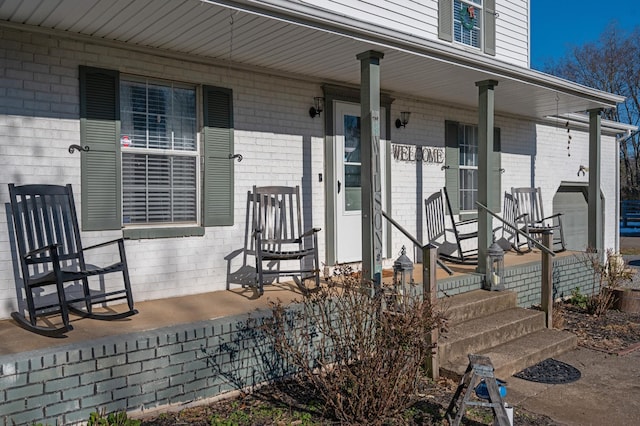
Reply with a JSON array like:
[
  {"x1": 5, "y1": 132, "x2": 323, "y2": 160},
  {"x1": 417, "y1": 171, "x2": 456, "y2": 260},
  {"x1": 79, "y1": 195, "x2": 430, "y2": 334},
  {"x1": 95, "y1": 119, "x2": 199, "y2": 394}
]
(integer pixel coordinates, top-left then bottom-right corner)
[{"x1": 337, "y1": 180, "x2": 341, "y2": 194}]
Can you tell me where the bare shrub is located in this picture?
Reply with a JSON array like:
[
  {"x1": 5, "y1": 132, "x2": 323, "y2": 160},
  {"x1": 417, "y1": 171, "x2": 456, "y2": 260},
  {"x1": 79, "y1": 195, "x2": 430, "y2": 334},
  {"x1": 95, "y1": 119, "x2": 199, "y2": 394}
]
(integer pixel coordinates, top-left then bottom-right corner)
[
  {"x1": 576, "y1": 248, "x2": 634, "y2": 316},
  {"x1": 552, "y1": 301, "x2": 565, "y2": 329},
  {"x1": 263, "y1": 265, "x2": 443, "y2": 425}
]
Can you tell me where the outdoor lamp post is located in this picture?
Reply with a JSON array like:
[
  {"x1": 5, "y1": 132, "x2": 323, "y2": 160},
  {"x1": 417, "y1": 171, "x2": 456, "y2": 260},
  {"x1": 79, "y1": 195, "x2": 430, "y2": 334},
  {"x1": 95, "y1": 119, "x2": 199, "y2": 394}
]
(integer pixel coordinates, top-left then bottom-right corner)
[
  {"x1": 486, "y1": 241, "x2": 505, "y2": 291},
  {"x1": 393, "y1": 246, "x2": 414, "y2": 309}
]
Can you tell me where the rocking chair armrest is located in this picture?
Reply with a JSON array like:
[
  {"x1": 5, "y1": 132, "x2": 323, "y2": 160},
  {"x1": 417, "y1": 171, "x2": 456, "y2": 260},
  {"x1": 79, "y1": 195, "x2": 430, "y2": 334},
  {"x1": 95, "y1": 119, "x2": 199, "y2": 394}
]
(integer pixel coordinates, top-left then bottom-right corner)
[
  {"x1": 541, "y1": 212, "x2": 563, "y2": 221},
  {"x1": 455, "y1": 217, "x2": 478, "y2": 227},
  {"x1": 83, "y1": 238, "x2": 124, "y2": 251},
  {"x1": 23, "y1": 243, "x2": 60, "y2": 260},
  {"x1": 301, "y1": 227, "x2": 322, "y2": 238}
]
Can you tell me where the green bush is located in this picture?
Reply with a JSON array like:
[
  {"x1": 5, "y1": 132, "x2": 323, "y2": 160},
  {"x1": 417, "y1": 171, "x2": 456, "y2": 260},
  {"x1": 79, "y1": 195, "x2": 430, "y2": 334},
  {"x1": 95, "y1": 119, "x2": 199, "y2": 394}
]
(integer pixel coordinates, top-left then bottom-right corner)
[{"x1": 88, "y1": 409, "x2": 140, "y2": 426}]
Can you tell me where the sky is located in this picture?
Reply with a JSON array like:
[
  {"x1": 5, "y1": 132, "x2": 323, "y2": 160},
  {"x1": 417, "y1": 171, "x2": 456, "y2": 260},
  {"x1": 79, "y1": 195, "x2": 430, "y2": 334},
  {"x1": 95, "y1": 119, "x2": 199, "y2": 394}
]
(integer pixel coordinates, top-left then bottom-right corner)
[{"x1": 530, "y1": 0, "x2": 640, "y2": 70}]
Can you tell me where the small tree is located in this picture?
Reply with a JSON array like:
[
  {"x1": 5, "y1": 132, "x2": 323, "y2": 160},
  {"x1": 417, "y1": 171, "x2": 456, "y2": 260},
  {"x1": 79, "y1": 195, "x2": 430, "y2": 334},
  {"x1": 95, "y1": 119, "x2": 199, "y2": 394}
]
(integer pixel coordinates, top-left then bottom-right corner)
[
  {"x1": 544, "y1": 23, "x2": 640, "y2": 197},
  {"x1": 263, "y1": 265, "x2": 443, "y2": 425}
]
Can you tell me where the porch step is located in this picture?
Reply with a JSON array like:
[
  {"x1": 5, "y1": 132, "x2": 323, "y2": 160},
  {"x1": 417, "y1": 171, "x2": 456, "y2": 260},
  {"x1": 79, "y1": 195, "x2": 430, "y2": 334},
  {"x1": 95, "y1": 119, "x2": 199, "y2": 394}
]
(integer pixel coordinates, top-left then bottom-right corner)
[
  {"x1": 438, "y1": 289, "x2": 578, "y2": 380},
  {"x1": 440, "y1": 289, "x2": 517, "y2": 326},
  {"x1": 438, "y1": 308, "x2": 545, "y2": 362},
  {"x1": 441, "y1": 328, "x2": 578, "y2": 380}
]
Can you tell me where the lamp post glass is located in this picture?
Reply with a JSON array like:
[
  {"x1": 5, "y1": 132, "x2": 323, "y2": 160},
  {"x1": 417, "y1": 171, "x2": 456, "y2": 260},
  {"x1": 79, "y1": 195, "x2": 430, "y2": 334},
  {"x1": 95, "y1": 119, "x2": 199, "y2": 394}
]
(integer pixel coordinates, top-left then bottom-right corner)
[
  {"x1": 393, "y1": 246, "x2": 415, "y2": 309},
  {"x1": 486, "y1": 242, "x2": 505, "y2": 291}
]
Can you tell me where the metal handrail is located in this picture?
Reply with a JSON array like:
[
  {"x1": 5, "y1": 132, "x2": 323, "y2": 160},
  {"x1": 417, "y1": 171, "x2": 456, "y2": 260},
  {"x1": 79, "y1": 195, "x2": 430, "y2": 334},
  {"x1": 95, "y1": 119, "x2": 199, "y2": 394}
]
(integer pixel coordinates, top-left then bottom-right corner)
[
  {"x1": 381, "y1": 210, "x2": 454, "y2": 275},
  {"x1": 475, "y1": 201, "x2": 555, "y2": 257}
]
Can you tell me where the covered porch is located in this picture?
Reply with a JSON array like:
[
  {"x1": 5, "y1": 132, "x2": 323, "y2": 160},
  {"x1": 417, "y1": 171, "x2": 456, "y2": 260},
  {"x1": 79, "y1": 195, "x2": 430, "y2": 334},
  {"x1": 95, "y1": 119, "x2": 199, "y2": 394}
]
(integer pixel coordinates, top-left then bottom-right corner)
[{"x1": 0, "y1": 247, "x2": 578, "y2": 357}]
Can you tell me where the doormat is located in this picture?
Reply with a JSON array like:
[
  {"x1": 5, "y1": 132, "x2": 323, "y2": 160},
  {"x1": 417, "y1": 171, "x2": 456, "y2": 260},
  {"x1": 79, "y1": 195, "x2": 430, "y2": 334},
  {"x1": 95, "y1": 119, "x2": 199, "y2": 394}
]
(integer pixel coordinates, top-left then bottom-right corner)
[{"x1": 514, "y1": 358, "x2": 581, "y2": 384}]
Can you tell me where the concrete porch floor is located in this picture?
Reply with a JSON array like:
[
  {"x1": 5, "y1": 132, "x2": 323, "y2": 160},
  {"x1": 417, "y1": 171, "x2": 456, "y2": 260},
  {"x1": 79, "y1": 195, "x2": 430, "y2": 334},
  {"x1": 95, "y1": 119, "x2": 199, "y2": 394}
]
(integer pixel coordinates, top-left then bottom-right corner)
[{"x1": 0, "y1": 248, "x2": 572, "y2": 356}]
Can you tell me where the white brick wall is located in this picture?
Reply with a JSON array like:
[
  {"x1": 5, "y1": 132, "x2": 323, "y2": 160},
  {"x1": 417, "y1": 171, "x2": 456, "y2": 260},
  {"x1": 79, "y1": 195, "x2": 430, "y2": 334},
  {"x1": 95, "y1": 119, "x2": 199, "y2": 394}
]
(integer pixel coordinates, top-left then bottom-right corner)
[
  {"x1": 0, "y1": 26, "x2": 326, "y2": 318},
  {"x1": 0, "y1": 24, "x2": 618, "y2": 320}
]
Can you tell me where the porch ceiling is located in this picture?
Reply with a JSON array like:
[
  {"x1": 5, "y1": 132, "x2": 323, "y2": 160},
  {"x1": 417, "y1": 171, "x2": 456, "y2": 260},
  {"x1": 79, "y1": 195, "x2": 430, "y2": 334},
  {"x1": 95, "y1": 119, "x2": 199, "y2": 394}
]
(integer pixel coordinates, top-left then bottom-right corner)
[{"x1": 0, "y1": 0, "x2": 624, "y2": 119}]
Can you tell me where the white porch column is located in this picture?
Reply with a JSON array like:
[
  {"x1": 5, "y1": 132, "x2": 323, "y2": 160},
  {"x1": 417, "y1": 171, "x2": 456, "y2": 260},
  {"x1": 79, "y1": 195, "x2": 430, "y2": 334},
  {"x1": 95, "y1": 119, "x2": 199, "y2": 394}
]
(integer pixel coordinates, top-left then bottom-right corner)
[
  {"x1": 476, "y1": 79, "x2": 499, "y2": 275},
  {"x1": 588, "y1": 108, "x2": 603, "y2": 253},
  {"x1": 357, "y1": 50, "x2": 384, "y2": 287}
]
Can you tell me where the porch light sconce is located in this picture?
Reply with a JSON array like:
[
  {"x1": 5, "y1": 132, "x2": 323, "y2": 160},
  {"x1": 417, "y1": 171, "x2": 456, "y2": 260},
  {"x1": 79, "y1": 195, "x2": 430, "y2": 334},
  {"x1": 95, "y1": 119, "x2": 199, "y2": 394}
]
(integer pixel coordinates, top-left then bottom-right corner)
[
  {"x1": 395, "y1": 111, "x2": 411, "y2": 128},
  {"x1": 309, "y1": 97, "x2": 325, "y2": 118}
]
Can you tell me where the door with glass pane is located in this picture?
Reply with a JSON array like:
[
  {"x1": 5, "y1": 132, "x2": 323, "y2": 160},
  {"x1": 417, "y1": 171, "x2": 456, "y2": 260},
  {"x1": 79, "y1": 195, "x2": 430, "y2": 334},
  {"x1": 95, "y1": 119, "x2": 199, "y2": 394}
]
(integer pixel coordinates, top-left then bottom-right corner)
[{"x1": 334, "y1": 102, "x2": 386, "y2": 263}]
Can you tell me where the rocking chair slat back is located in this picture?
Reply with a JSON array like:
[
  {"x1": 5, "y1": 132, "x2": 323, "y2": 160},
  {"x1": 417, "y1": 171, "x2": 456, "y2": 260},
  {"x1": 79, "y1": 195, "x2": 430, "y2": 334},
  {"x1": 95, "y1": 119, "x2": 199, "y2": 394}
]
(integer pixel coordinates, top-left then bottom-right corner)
[{"x1": 12, "y1": 184, "x2": 83, "y2": 266}]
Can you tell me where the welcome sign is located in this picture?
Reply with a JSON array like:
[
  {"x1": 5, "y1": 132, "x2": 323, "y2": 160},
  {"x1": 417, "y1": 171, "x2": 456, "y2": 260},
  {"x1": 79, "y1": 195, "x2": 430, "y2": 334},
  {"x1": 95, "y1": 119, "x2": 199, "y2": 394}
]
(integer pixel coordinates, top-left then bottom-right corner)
[{"x1": 392, "y1": 144, "x2": 445, "y2": 164}]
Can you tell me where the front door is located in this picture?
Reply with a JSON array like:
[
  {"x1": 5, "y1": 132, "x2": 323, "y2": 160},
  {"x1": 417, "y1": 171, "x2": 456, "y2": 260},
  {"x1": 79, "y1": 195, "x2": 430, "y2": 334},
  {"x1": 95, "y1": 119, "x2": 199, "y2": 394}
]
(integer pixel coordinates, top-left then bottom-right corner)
[{"x1": 334, "y1": 102, "x2": 386, "y2": 263}]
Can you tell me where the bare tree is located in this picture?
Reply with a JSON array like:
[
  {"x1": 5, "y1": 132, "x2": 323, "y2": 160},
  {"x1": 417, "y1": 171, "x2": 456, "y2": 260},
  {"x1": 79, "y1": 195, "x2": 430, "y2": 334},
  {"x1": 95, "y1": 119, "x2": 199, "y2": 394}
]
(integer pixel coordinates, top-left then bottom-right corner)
[{"x1": 544, "y1": 23, "x2": 640, "y2": 198}]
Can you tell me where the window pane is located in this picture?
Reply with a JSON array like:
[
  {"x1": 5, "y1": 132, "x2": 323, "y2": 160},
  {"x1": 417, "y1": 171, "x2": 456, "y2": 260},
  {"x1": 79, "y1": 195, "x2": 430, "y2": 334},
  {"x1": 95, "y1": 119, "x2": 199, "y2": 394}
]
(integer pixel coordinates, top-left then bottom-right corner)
[
  {"x1": 172, "y1": 87, "x2": 197, "y2": 151},
  {"x1": 454, "y1": 0, "x2": 482, "y2": 48},
  {"x1": 122, "y1": 153, "x2": 197, "y2": 224},
  {"x1": 459, "y1": 169, "x2": 478, "y2": 211},
  {"x1": 120, "y1": 79, "x2": 196, "y2": 151}
]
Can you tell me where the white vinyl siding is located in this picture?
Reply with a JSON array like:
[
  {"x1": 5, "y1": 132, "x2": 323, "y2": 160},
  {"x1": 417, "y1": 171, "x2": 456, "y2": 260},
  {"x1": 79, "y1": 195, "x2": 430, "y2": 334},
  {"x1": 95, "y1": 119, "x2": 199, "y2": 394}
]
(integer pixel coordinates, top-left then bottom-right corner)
[{"x1": 276, "y1": 0, "x2": 527, "y2": 66}]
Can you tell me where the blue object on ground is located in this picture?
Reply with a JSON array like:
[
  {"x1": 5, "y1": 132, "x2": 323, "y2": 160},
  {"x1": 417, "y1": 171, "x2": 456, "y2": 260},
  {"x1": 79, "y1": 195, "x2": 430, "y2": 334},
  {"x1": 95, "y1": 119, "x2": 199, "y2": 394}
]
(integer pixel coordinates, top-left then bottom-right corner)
[{"x1": 474, "y1": 378, "x2": 507, "y2": 400}]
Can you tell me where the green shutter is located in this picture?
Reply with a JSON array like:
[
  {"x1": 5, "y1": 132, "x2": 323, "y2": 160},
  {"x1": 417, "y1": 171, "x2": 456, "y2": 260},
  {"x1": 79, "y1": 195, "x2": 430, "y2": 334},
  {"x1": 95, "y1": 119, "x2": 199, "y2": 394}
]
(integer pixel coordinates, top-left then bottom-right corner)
[
  {"x1": 490, "y1": 127, "x2": 501, "y2": 211},
  {"x1": 438, "y1": 0, "x2": 453, "y2": 42},
  {"x1": 203, "y1": 86, "x2": 234, "y2": 227},
  {"x1": 79, "y1": 66, "x2": 121, "y2": 231},
  {"x1": 484, "y1": 0, "x2": 496, "y2": 55},
  {"x1": 444, "y1": 120, "x2": 460, "y2": 214}
]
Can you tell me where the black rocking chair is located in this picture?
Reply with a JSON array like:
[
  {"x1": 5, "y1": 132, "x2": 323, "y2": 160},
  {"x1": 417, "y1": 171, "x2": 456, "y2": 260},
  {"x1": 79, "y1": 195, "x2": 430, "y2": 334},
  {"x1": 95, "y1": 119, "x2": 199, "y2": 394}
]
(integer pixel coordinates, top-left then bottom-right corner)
[{"x1": 8, "y1": 184, "x2": 137, "y2": 336}]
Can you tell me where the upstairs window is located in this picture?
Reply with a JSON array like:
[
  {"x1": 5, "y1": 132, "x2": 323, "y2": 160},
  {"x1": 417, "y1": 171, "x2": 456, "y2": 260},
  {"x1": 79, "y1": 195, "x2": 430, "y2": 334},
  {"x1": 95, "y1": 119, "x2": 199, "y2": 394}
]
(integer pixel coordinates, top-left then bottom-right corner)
[
  {"x1": 454, "y1": 0, "x2": 482, "y2": 49},
  {"x1": 438, "y1": 0, "x2": 495, "y2": 56}
]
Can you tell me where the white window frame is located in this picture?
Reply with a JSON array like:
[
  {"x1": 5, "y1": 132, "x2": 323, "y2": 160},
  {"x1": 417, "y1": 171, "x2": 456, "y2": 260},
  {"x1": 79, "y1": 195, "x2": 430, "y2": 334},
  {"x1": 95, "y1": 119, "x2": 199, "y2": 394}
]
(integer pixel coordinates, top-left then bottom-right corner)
[
  {"x1": 458, "y1": 123, "x2": 478, "y2": 213},
  {"x1": 453, "y1": 0, "x2": 483, "y2": 50},
  {"x1": 119, "y1": 75, "x2": 201, "y2": 227}
]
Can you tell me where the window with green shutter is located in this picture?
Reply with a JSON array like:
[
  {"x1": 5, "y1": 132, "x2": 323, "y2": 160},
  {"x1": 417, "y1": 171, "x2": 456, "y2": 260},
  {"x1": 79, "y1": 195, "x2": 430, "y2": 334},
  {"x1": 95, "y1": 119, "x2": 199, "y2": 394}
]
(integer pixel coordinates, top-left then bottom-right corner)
[
  {"x1": 444, "y1": 120, "x2": 501, "y2": 215},
  {"x1": 439, "y1": 0, "x2": 496, "y2": 55},
  {"x1": 79, "y1": 67, "x2": 234, "y2": 236}
]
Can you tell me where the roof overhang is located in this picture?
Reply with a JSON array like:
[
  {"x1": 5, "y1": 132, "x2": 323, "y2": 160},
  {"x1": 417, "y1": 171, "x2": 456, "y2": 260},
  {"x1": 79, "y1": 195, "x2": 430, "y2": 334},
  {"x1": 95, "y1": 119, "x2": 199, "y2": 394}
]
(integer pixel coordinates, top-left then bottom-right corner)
[{"x1": 0, "y1": 0, "x2": 626, "y2": 120}]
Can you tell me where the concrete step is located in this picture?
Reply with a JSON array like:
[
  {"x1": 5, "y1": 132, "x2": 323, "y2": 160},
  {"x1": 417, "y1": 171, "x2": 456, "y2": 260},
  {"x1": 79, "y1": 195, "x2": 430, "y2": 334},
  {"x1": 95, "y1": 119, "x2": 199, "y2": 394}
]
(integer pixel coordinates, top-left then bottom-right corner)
[
  {"x1": 441, "y1": 328, "x2": 578, "y2": 380},
  {"x1": 440, "y1": 289, "x2": 517, "y2": 327},
  {"x1": 438, "y1": 307, "x2": 545, "y2": 362}
]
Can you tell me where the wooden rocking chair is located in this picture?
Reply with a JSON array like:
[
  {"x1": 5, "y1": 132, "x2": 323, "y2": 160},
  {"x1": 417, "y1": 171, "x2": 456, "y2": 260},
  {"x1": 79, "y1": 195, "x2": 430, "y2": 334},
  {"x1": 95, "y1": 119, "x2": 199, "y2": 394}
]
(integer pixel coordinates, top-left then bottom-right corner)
[
  {"x1": 8, "y1": 184, "x2": 137, "y2": 336},
  {"x1": 498, "y1": 192, "x2": 532, "y2": 253},
  {"x1": 424, "y1": 188, "x2": 478, "y2": 264},
  {"x1": 511, "y1": 187, "x2": 566, "y2": 253},
  {"x1": 252, "y1": 185, "x2": 321, "y2": 295}
]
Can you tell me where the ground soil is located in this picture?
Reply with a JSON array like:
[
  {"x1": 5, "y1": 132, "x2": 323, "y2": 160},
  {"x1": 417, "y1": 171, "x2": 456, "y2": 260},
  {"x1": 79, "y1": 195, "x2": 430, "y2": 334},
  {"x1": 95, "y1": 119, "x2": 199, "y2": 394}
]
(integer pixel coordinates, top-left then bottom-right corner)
[{"x1": 139, "y1": 305, "x2": 640, "y2": 426}]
